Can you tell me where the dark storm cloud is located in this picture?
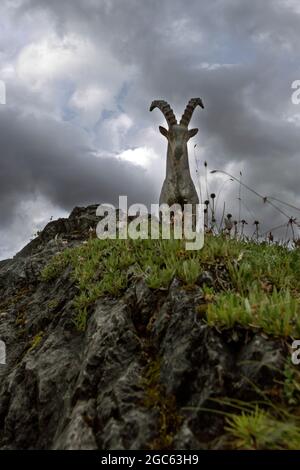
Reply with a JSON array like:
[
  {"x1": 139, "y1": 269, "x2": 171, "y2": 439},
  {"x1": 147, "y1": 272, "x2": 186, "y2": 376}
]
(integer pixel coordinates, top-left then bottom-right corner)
[
  {"x1": 14, "y1": 0, "x2": 300, "y2": 156},
  {"x1": 0, "y1": 107, "x2": 157, "y2": 229}
]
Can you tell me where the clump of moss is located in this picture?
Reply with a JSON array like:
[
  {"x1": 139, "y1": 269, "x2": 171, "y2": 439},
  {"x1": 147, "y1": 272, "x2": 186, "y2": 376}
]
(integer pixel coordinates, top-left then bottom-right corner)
[
  {"x1": 141, "y1": 357, "x2": 182, "y2": 449},
  {"x1": 40, "y1": 253, "x2": 70, "y2": 281},
  {"x1": 28, "y1": 331, "x2": 44, "y2": 353},
  {"x1": 15, "y1": 308, "x2": 27, "y2": 327},
  {"x1": 47, "y1": 298, "x2": 60, "y2": 311}
]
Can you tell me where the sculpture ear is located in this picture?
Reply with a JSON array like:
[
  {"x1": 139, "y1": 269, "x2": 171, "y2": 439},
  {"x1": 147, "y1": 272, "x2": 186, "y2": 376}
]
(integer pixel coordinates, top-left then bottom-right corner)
[
  {"x1": 188, "y1": 128, "x2": 198, "y2": 140},
  {"x1": 159, "y1": 126, "x2": 169, "y2": 138}
]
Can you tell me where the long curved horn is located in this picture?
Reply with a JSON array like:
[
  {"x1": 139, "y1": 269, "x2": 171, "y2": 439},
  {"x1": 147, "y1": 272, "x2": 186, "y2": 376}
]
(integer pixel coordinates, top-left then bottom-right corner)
[
  {"x1": 149, "y1": 100, "x2": 177, "y2": 127},
  {"x1": 180, "y1": 98, "x2": 204, "y2": 127}
]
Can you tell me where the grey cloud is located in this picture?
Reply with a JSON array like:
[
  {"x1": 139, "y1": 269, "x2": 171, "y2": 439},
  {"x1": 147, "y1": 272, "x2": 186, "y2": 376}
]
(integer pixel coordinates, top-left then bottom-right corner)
[
  {"x1": 1, "y1": 0, "x2": 300, "y2": 257},
  {"x1": 0, "y1": 107, "x2": 157, "y2": 229}
]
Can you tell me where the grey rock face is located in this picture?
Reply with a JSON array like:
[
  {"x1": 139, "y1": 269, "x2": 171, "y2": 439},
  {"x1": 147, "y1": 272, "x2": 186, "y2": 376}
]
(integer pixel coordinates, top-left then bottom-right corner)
[{"x1": 0, "y1": 205, "x2": 286, "y2": 449}]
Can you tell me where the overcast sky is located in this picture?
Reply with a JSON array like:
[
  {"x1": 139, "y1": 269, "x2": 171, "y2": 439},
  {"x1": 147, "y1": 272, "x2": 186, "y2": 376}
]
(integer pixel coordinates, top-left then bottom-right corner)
[{"x1": 1, "y1": 0, "x2": 300, "y2": 259}]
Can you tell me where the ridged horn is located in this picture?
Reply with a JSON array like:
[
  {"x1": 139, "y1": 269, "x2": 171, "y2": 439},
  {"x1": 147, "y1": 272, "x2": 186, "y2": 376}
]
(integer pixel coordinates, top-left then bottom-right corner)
[
  {"x1": 149, "y1": 100, "x2": 177, "y2": 127},
  {"x1": 180, "y1": 98, "x2": 204, "y2": 127}
]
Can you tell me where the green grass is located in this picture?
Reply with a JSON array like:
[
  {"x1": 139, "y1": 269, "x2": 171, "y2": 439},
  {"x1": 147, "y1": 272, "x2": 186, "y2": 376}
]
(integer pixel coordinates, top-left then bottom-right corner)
[
  {"x1": 187, "y1": 384, "x2": 300, "y2": 450},
  {"x1": 283, "y1": 362, "x2": 300, "y2": 406},
  {"x1": 206, "y1": 288, "x2": 300, "y2": 337},
  {"x1": 40, "y1": 234, "x2": 300, "y2": 335},
  {"x1": 225, "y1": 405, "x2": 300, "y2": 450}
]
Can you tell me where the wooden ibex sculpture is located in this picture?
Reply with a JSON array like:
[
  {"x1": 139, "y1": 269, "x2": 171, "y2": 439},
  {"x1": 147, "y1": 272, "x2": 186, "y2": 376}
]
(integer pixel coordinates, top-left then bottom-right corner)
[{"x1": 150, "y1": 98, "x2": 204, "y2": 210}]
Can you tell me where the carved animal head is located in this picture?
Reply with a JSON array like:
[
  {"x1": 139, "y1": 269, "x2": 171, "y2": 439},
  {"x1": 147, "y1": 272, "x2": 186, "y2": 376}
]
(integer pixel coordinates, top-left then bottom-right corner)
[{"x1": 149, "y1": 98, "x2": 204, "y2": 160}]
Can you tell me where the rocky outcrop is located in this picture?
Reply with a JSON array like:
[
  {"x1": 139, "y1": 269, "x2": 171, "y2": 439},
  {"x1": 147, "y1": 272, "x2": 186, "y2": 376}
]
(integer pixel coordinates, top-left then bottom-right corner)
[{"x1": 0, "y1": 205, "x2": 286, "y2": 449}]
